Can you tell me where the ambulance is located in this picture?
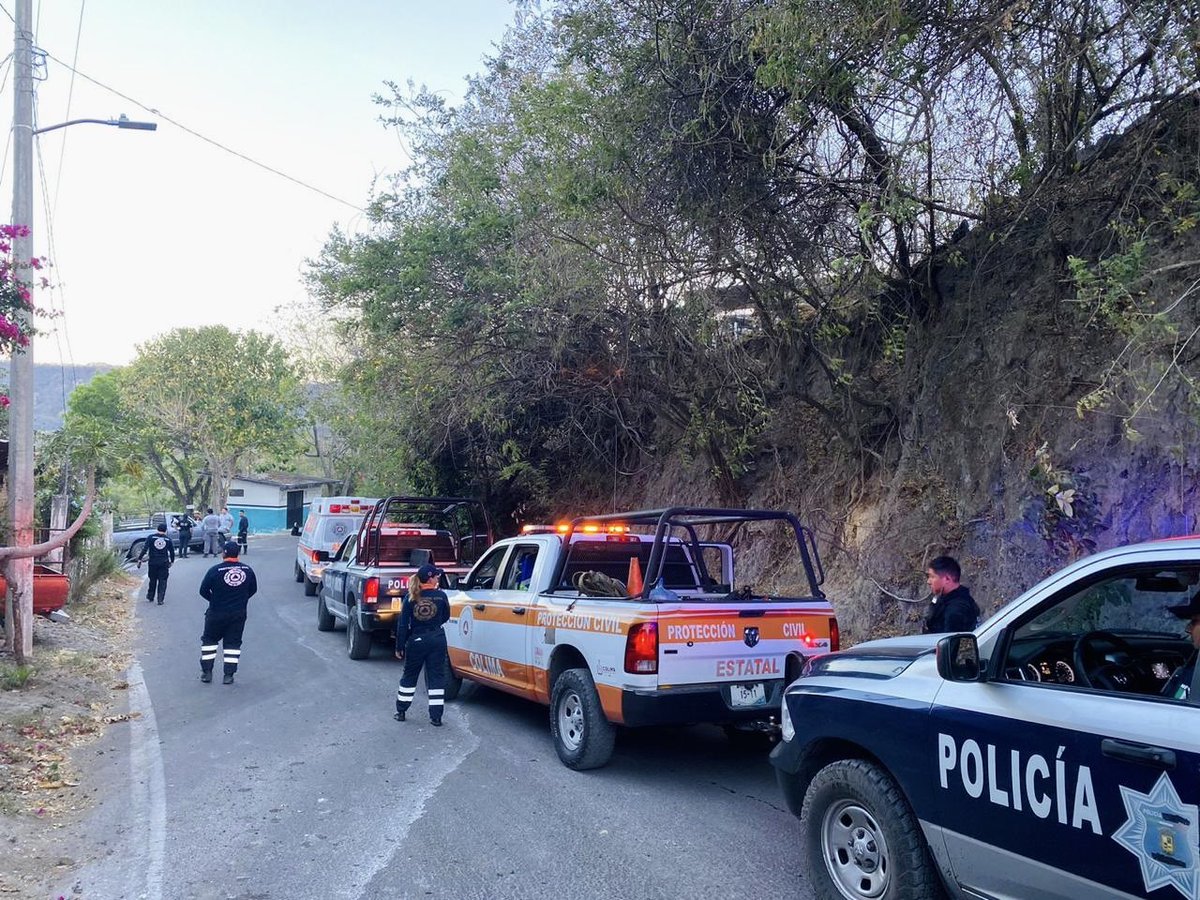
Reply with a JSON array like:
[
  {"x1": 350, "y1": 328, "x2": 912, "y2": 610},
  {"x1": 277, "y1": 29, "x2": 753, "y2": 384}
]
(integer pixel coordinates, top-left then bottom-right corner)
[
  {"x1": 294, "y1": 496, "x2": 378, "y2": 596},
  {"x1": 443, "y1": 507, "x2": 839, "y2": 769}
]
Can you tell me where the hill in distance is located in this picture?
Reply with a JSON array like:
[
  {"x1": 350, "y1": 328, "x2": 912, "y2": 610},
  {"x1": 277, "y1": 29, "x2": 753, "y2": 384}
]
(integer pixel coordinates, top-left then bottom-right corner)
[{"x1": 2, "y1": 362, "x2": 115, "y2": 431}]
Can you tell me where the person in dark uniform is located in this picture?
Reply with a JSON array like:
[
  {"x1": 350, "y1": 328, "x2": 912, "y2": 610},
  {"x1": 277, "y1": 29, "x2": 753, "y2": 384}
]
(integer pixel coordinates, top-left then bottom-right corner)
[
  {"x1": 136, "y1": 523, "x2": 175, "y2": 605},
  {"x1": 198, "y1": 541, "x2": 258, "y2": 684},
  {"x1": 176, "y1": 510, "x2": 195, "y2": 558},
  {"x1": 922, "y1": 556, "x2": 981, "y2": 634},
  {"x1": 1163, "y1": 594, "x2": 1200, "y2": 701},
  {"x1": 394, "y1": 564, "x2": 451, "y2": 725},
  {"x1": 236, "y1": 509, "x2": 250, "y2": 554}
]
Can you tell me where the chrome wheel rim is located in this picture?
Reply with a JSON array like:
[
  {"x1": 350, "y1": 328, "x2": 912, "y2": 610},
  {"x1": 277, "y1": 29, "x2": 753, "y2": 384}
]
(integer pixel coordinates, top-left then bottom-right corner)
[
  {"x1": 557, "y1": 689, "x2": 585, "y2": 752},
  {"x1": 821, "y1": 799, "x2": 890, "y2": 899}
]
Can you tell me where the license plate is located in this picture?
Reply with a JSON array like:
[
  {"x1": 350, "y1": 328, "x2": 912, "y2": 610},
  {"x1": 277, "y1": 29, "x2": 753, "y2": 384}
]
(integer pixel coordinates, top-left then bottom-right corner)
[
  {"x1": 730, "y1": 682, "x2": 766, "y2": 708},
  {"x1": 391, "y1": 598, "x2": 402, "y2": 611}
]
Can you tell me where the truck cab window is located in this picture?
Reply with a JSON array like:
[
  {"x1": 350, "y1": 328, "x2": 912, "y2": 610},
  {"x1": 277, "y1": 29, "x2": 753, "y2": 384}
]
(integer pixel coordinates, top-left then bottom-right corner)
[
  {"x1": 467, "y1": 546, "x2": 509, "y2": 590},
  {"x1": 501, "y1": 546, "x2": 539, "y2": 592},
  {"x1": 1002, "y1": 567, "x2": 1199, "y2": 698}
]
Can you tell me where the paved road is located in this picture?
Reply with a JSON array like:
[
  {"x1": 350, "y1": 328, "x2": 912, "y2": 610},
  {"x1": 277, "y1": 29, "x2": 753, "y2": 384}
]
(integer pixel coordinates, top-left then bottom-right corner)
[{"x1": 57, "y1": 534, "x2": 814, "y2": 900}]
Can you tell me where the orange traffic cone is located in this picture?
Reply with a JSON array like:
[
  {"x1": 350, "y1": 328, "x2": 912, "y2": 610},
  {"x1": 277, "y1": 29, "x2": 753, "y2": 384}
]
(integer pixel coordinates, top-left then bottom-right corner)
[{"x1": 627, "y1": 556, "x2": 644, "y2": 596}]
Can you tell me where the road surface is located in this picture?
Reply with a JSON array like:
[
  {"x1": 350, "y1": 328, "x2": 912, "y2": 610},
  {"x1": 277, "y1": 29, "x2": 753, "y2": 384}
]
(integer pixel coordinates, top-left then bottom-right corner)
[{"x1": 56, "y1": 534, "x2": 813, "y2": 899}]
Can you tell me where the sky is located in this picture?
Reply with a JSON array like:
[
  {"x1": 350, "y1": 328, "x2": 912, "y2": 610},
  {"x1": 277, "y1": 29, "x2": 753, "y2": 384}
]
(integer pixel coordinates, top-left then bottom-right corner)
[{"x1": 0, "y1": 1, "x2": 517, "y2": 367}]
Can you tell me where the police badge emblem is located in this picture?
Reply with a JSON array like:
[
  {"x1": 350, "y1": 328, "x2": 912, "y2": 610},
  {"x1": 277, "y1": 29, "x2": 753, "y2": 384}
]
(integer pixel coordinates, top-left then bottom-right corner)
[
  {"x1": 744, "y1": 626, "x2": 760, "y2": 648},
  {"x1": 1113, "y1": 771, "x2": 1199, "y2": 899}
]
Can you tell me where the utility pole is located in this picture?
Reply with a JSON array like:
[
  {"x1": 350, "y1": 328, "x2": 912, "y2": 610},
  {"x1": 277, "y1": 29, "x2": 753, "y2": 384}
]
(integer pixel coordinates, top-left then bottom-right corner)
[{"x1": 5, "y1": 0, "x2": 35, "y2": 660}]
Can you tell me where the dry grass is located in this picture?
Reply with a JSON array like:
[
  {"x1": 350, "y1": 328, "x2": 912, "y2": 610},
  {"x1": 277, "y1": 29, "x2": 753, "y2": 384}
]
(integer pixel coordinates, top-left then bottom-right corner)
[{"x1": 0, "y1": 572, "x2": 140, "y2": 897}]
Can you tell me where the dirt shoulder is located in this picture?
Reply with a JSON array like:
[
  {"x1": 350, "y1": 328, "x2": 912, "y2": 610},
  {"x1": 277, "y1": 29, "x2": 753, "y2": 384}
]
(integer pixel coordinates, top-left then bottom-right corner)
[{"x1": 0, "y1": 574, "x2": 139, "y2": 899}]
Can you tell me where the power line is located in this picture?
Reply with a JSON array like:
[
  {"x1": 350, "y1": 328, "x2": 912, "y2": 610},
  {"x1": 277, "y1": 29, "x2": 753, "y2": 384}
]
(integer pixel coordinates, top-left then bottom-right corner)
[
  {"x1": 40, "y1": 48, "x2": 367, "y2": 213},
  {"x1": 34, "y1": 101, "x2": 79, "y2": 403},
  {"x1": 50, "y1": 0, "x2": 87, "y2": 218}
]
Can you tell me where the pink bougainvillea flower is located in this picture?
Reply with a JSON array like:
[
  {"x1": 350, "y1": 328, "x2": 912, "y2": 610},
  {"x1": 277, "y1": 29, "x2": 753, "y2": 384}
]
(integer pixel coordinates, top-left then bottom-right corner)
[{"x1": 0, "y1": 395, "x2": 10, "y2": 407}]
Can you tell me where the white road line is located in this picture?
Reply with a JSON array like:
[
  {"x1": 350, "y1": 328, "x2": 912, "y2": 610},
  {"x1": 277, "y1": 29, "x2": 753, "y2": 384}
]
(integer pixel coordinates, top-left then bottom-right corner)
[
  {"x1": 126, "y1": 659, "x2": 166, "y2": 900},
  {"x1": 350, "y1": 708, "x2": 481, "y2": 899}
]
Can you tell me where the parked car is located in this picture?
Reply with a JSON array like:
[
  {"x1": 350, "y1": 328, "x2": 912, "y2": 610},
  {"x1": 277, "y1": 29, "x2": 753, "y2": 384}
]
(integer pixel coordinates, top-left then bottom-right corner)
[
  {"x1": 112, "y1": 511, "x2": 204, "y2": 559},
  {"x1": 315, "y1": 495, "x2": 491, "y2": 652},
  {"x1": 439, "y1": 507, "x2": 835, "y2": 769},
  {"x1": 771, "y1": 537, "x2": 1200, "y2": 900}
]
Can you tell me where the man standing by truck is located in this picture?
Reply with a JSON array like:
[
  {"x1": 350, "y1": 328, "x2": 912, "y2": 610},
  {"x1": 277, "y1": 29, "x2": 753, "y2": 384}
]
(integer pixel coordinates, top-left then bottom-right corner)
[
  {"x1": 136, "y1": 523, "x2": 175, "y2": 605},
  {"x1": 176, "y1": 509, "x2": 195, "y2": 558},
  {"x1": 393, "y1": 565, "x2": 451, "y2": 726},
  {"x1": 198, "y1": 541, "x2": 258, "y2": 684}
]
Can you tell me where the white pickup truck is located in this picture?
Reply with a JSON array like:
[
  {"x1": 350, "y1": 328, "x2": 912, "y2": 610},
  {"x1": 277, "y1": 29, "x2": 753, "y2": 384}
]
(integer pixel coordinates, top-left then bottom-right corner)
[{"x1": 443, "y1": 507, "x2": 839, "y2": 769}]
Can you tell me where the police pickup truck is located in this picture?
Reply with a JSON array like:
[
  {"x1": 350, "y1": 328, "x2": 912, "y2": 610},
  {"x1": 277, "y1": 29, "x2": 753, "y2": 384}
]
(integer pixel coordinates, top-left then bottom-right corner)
[
  {"x1": 315, "y1": 496, "x2": 492, "y2": 659},
  {"x1": 444, "y1": 507, "x2": 838, "y2": 770},
  {"x1": 772, "y1": 537, "x2": 1200, "y2": 900}
]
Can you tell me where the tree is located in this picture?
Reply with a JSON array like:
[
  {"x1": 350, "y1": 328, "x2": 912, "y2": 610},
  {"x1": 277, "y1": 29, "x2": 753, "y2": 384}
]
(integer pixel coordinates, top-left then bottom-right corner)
[
  {"x1": 124, "y1": 327, "x2": 303, "y2": 509},
  {"x1": 65, "y1": 368, "x2": 209, "y2": 512}
]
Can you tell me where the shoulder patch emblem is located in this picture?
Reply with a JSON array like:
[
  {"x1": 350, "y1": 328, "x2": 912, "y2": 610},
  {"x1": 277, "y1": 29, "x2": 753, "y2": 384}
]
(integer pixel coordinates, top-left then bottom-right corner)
[
  {"x1": 1113, "y1": 771, "x2": 1199, "y2": 899},
  {"x1": 223, "y1": 568, "x2": 247, "y2": 588},
  {"x1": 153, "y1": 537, "x2": 167, "y2": 550}
]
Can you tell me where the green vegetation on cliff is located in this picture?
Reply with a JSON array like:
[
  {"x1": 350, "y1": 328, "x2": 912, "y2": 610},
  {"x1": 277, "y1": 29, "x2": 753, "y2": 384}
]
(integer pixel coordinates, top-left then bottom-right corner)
[{"x1": 308, "y1": 0, "x2": 1199, "y2": 638}]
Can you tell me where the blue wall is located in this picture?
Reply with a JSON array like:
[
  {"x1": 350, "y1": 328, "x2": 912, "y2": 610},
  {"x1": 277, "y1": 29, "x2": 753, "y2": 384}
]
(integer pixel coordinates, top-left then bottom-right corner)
[{"x1": 228, "y1": 505, "x2": 307, "y2": 534}]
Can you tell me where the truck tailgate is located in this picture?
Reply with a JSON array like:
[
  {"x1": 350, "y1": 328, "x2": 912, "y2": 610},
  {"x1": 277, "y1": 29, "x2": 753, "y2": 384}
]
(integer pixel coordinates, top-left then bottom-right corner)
[{"x1": 657, "y1": 601, "x2": 835, "y2": 696}]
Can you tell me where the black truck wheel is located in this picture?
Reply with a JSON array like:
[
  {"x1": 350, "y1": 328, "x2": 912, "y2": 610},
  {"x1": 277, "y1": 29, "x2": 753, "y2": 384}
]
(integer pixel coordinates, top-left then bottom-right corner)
[
  {"x1": 126, "y1": 540, "x2": 143, "y2": 562},
  {"x1": 800, "y1": 758, "x2": 945, "y2": 900},
  {"x1": 303, "y1": 576, "x2": 318, "y2": 597},
  {"x1": 294, "y1": 563, "x2": 304, "y2": 583},
  {"x1": 316, "y1": 594, "x2": 335, "y2": 632},
  {"x1": 549, "y1": 668, "x2": 615, "y2": 770},
  {"x1": 443, "y1": 653, "x2": 475, "y2": 702},
  {"x1": 346, "y1": 607, "x2": 371, "y2": 659}
]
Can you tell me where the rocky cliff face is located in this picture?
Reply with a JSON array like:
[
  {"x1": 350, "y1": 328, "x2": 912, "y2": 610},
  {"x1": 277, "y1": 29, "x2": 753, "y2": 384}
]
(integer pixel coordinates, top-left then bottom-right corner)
[{"x1": 628, "y1": 98, "x2": 1200, "y2": 643}]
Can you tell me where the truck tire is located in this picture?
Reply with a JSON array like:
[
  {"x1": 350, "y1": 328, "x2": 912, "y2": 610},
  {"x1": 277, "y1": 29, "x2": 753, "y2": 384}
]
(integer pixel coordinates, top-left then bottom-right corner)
[
  {"x1": 346, "y1": 606, "x2": 371, "y2": 660},
  {"x1": 316, "y1": 593, "x2": 335, "y2": 632},
  {"x1": 304, "y1": 575, "x2": 318, "y2": 597},
  {"x1": 294, "y1": 563, "x2": 304, "y2": 583},
  {"x1": 443, "y1": 653, "x2": 475, "y2": 702},
  {"x1": 127, "y1": 540, "x2": 143, "y2": 562},
  {"x1": 549, "y1": 668, "x2": 615, "y2": 770},
  {"x1": 800, "y1": 758, "x2": 945, "y2": 900}
]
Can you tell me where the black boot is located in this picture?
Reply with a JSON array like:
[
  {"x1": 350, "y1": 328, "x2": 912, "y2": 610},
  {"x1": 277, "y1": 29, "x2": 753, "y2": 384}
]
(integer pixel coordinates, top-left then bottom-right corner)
[
  {"x1": 200, "y1": 671, "x2": 212, "y2": 683},
  {"x1": 223, "y1": 673, "x2": 234, "y2": 684},
  {"x1": 393, "y1": 711, "x2": 405, "y2": 722}
]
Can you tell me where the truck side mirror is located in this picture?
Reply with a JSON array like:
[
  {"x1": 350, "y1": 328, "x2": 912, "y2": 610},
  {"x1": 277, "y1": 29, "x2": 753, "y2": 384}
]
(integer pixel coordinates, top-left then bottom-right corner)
[
  {"x1": 936, "y1": 634, "x2": 983, "y2": 682},
  {"x1": 315, "y1": 550, "x2": 330, "y2": 563}
]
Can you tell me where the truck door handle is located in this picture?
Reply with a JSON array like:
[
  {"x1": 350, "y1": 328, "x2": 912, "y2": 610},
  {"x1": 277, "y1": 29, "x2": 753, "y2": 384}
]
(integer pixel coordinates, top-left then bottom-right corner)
[
  {"x1": 1102, "y1": 738, "x2": 1176, "y2": 770},
  {"x1": 473, "y1": 603, "x2": 485, "y2": 611},
  {"x1": 512, "y1": 607, "x2": 526, "y2": 615}
]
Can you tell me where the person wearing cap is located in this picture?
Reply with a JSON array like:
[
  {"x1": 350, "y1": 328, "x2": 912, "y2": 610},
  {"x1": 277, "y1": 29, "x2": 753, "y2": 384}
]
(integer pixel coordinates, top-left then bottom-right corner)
[
  {"x1": 197, "y1": 541, "x2": 259, "y2": 685},
  {"x1": 136, "y1": 523, "x2": 175, "y2": 605},
  {"x1": 393, "y1": 564, "x2": 451, "y2": 725},
  {"x1": 176, "y1": 509, "x2": 195, "y2": 558},
  {"x1": 1163, "y1": 594, "x2": 1200, "y2": 701}
]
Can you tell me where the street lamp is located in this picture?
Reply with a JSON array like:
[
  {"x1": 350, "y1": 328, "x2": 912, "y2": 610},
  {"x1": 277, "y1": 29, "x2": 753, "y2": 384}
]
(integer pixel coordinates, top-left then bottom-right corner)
[
  {"x1": 33, "y1": 113, "x2": 158, "y2": 136},
  {"x1": 5, "y1": 0, "x2": 157, "y2": 660}
]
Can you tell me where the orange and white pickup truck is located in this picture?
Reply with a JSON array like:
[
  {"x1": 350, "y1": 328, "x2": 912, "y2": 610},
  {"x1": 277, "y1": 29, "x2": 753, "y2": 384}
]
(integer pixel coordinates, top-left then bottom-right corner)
[{"x1": 443, "y1": 507, "x2": 839, "y2": 769}]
